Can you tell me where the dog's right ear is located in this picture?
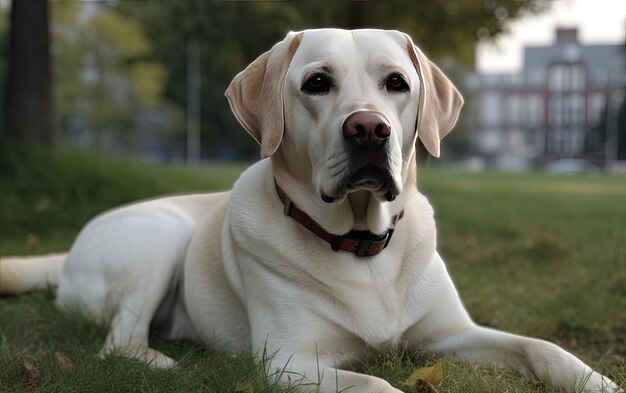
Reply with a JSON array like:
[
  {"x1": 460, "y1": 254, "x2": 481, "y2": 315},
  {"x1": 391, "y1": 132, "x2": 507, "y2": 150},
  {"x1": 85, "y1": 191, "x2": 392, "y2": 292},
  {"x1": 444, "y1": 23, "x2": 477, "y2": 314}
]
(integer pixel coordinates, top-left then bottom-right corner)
[{"x1": 226, "y1": 32, "x2": 303, "y2": 158}]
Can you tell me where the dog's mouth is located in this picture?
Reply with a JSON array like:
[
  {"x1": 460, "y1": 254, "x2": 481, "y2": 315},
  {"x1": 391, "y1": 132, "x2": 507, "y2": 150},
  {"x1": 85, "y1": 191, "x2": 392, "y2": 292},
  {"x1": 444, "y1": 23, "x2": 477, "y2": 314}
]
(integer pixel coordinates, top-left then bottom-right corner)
[
  {"x1": 348, "y1": 164, "x2": 387, "y2": 190},
  {"x1": 322, "y1": 163, "x2": 399, "y2": 203}
]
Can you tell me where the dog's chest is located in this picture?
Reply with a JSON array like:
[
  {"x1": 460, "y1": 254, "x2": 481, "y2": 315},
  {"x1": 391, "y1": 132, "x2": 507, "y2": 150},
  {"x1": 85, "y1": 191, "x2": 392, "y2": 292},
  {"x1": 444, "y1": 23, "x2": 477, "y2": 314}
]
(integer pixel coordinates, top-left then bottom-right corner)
[
  {"x1": 291, "y1": 248, "x2": 428, "y2": 351},
  {"x1": 323, "y1": 278, "x2": 416, "y2": 351}
]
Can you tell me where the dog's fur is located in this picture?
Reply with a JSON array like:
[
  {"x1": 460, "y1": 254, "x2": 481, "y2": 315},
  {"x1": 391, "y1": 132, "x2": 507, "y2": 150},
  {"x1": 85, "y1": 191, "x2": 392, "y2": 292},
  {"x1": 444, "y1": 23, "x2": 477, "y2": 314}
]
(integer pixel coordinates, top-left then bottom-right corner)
[{"x1": 0, "y1": 29, "x2": 621, "y2": 393}]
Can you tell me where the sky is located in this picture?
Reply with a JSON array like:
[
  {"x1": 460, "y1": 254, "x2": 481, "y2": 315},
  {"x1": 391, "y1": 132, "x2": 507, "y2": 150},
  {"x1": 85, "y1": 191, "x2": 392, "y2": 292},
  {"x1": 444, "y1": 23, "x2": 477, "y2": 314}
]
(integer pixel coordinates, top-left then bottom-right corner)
[{"x1": 476, "y1": 0, "x2": 626, "y2": 74}]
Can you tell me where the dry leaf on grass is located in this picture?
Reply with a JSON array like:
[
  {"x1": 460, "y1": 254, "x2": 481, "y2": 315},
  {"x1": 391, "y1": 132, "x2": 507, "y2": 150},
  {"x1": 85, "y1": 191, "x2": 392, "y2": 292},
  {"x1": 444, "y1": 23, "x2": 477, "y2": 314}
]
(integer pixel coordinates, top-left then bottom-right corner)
[
  {"x1": 54, "y1": 352, "x2": 75, "y2": 372},
  {"x1": 23, "y1": 360, "x2": 40, "y2": 384},
  {"x1": 400, "y1": 361, "x2": 444, "y2": 391},
  {"x1": 24, "y1": 233, "x2": 40, "y2": 245}
]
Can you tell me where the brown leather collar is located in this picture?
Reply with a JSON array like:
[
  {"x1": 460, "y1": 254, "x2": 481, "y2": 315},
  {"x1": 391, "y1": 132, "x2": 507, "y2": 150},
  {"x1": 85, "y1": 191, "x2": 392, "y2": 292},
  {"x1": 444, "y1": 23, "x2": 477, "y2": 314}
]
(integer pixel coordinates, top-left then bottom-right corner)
[{"x1": 275, "y1": 180, "x2": 403, "y2": 257}]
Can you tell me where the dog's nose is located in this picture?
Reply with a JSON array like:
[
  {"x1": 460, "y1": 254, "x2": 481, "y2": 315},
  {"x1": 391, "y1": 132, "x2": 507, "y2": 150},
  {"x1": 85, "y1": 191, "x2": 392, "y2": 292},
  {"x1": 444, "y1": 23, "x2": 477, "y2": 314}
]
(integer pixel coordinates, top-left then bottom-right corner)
[{"x1": 342, "y1": 111, "x2": 391, "y2": 147}]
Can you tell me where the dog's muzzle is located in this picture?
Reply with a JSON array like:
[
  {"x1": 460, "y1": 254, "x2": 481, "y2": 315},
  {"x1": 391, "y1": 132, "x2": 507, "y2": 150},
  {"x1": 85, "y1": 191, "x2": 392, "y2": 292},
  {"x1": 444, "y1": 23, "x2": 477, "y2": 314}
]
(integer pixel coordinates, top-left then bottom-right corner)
[{"x1": 322, "y1": 111, "x2": 399, "y2": 203}]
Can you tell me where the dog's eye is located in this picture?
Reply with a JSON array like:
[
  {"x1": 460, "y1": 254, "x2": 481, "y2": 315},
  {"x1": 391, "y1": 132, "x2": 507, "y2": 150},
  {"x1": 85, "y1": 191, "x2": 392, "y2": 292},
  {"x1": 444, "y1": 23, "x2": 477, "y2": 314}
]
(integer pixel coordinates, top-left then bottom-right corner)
[
  {"x1": 301, "y1": 73, "x2": 333, "y2": 95},
  {"x1": 385, "y1": 73, "x2": 409, "y2": 93}
]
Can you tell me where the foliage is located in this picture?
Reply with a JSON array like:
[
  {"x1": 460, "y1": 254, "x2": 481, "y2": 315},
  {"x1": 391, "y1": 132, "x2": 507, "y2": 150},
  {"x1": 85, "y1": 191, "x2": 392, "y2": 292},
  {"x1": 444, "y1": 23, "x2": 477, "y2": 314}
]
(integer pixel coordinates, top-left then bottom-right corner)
[
  {"x1": 118, "y1": 1, "x2": 303, "y2": 159},
  {"x1": 50, "y1": 2, "x2": 184, "y2": 155},
  {"x1": 584, "y1": 97, "x2": 626, "y2": 161}
]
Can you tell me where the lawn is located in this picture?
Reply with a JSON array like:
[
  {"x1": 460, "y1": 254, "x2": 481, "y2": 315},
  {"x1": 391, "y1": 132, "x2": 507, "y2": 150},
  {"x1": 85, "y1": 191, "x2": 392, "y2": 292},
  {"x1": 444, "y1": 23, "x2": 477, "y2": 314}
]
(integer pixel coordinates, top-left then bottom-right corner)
[{"x1": 1, "y1": 147, "x2": 624, "y2": 392}]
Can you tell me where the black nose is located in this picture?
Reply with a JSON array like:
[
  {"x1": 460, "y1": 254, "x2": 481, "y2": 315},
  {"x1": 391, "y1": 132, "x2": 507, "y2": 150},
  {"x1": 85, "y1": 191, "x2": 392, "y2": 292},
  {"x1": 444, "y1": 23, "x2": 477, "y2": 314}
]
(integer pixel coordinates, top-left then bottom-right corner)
[{"x1": 342, "y1": 111, "x2": 391, "y2": 147}]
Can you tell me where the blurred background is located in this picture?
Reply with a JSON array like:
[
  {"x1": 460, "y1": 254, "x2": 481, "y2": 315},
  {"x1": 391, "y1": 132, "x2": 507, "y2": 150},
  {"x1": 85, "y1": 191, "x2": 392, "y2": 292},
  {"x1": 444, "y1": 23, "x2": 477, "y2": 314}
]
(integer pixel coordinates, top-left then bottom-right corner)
[{"x1": 0, "y1": 0, "x2": 624, "y2": 171}]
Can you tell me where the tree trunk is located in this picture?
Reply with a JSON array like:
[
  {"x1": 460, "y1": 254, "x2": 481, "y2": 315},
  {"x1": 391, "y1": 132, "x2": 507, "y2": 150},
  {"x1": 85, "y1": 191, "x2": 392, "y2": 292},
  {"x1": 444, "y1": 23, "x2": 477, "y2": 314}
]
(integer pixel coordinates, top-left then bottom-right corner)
[{"x1": 4, "y1": 0, "x2": 52, "y2": 146}]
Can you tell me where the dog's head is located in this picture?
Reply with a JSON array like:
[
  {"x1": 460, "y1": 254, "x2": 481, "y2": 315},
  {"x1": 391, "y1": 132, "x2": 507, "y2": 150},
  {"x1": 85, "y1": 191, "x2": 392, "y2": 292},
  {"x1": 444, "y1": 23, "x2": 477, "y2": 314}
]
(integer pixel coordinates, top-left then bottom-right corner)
[{"x1": 227, "y1": 28, "x2": 462, "y2": 205}]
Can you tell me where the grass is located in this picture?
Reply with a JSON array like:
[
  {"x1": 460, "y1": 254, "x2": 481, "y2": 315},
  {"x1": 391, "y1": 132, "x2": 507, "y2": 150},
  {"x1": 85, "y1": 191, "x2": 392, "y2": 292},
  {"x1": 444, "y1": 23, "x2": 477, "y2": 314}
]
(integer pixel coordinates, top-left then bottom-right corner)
[
  {"x1": 0, "y1": 146, "x2": 624, "y2": 392},
  {"x1": 0, "y1": 145, "x2": 247, "y2": 254}
]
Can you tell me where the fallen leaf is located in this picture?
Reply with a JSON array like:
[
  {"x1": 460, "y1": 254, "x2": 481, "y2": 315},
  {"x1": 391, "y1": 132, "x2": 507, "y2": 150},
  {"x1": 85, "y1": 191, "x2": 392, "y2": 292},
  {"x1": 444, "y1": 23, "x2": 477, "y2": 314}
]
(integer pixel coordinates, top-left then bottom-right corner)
[
  {"x1": 25, "y1": 233, "x2": 40, "y2": 245},
  {"x1": 400, "y1": 361, "x2": 444, "y2": 390},
  {"x1": 54, "y1": 352, "x2": 75, "y2": 372},
  {"x1": 34, "y1": 197, "x2": 53, "y2": 213},
  {"x1": 234, "y1": 381, "x2": 254, "y2": 393},
  {"x1": 23, "y1": 360, "x2": 40, "y2": 384}
]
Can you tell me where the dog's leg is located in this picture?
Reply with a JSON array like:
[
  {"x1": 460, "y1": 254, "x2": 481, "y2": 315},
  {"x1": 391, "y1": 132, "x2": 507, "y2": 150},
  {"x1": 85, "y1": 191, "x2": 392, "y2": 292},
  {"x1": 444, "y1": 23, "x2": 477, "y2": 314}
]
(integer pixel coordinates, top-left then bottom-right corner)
[
  {"x1": 100, "y1": 299, "x2": 176, "y2": 369},
  {"x1": 263, "y1": 353, "x2": 404, "y2": 393},
  {"x1": 423, "y1": 324, "x2": 622, "y2": 393},
  {"x1": 54, "y1": 206, "x2": 196, "y2": 369},
  {"x1": 96, "y1": 257, "x2": 186, "y2": 369},
  {"x1": 250, "y1": 322, "x2": 404, "y2": 392},
  {"x1": 97, "y1": 259, "x2": 185, "y2": 369},
  {"x1": 404, "y1": 255, "x2": 622, "y2": 393}
]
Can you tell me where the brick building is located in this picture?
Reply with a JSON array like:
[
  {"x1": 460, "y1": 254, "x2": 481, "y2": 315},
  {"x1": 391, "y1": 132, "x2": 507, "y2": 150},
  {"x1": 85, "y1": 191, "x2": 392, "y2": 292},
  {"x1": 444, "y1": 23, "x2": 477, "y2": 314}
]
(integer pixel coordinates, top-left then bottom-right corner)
[{"x1": 471, "y1": 27, "x2": 626, "y2": 169}]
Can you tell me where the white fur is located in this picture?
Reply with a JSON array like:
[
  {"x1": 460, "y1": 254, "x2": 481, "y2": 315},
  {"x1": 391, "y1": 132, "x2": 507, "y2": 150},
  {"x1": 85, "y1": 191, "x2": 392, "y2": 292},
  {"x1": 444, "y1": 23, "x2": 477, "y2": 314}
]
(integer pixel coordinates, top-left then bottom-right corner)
[{"x1": 0, "y1": 29, "x2": 620, "y2": 392}]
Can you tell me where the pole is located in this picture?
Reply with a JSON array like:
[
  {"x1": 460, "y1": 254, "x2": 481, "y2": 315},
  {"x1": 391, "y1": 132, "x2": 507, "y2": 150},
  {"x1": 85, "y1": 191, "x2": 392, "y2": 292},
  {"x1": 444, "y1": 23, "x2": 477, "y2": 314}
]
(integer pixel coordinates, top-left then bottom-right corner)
[{"x1": 186, "y1": 37, "x2": 201, "y2": 164}]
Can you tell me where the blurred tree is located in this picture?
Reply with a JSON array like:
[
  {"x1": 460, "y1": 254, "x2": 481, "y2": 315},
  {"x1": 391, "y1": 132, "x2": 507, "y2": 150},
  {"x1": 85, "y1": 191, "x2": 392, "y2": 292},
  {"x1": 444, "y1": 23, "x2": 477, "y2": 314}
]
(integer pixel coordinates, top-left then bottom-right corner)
[
  {"x1": 286, "y1": 0, "x2": 550, "y2": 65},
  {"x1": 4, "y1": 0, "x2": 52, "y2": 146},
  {"x1": 120, "y1": 0, "x2": 550, "y2": 159},
  {"x1": 51, "y1": 3, "x2": 184, "y2": 156},
  {"x1": 585, "y1": 97, "x2": 626, "y2": 164},
  {"x1": 120, "y1": 1, "x2": 301, "y2": 158},
  {"x1": 0, "y1": 8, "x2": 8, "y2": 137}
]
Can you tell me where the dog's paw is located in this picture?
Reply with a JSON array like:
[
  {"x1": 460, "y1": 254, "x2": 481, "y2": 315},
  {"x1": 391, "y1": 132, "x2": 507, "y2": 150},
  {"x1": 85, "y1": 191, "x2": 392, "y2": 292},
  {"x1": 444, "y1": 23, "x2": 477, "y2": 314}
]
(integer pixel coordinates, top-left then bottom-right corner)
[
  {"x1": 582, "y1": 372, "x2": 622, "y2": 393},
  {"x1": 99, "y1": 346, "x2": 177, "y2": 369}
]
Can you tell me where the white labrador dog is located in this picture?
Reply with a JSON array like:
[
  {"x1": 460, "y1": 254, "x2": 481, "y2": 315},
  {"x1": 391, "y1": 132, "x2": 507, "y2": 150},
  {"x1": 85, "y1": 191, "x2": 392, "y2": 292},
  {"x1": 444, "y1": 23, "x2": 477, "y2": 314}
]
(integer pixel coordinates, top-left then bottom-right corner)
[{"x1": 0, "y1": 29, "x2": 621, "y2": 393}]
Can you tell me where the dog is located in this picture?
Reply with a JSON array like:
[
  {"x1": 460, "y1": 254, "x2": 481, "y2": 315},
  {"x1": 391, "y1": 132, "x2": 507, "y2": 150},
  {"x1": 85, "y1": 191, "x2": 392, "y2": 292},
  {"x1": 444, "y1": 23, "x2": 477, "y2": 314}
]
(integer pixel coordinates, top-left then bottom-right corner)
[{"x1": 0, "y1": 29, "x2": 621, "y2": 393}]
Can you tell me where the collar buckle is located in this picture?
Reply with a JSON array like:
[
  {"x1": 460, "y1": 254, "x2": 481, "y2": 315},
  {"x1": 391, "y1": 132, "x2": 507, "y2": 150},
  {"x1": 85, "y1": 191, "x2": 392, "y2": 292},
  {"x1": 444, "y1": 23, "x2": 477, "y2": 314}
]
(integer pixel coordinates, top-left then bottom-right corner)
[{"x1": 355, "y1": 239, "x2": 373, "y2": 257}]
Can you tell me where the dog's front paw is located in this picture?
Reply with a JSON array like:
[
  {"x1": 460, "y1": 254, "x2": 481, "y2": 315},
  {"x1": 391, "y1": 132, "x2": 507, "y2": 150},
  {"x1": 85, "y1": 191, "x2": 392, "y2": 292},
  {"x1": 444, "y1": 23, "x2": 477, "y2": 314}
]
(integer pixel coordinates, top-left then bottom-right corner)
[
  {"x1": 99, "y1": 346, "x2": 177, "y2": 369},
  {"x1": 583, "y1": 371, "x2": 622, "y2": 393}
]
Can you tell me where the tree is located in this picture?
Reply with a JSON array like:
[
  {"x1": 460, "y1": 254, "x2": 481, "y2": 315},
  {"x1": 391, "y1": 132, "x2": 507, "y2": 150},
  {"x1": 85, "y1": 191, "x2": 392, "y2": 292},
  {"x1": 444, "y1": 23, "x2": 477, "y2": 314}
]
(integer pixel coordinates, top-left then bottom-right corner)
[
  {"x1": 51, "y1": 3, "x2": 184, "y2": 155},
  {"x1": 119, "y1": 1, "x2": 301, "y2": 159},
  {"x1": 4, "y1": 0, "x2": 52, "y2": 146},
  {"x1": 585, "y1": 96, "x2": 626, "y2": 165}
]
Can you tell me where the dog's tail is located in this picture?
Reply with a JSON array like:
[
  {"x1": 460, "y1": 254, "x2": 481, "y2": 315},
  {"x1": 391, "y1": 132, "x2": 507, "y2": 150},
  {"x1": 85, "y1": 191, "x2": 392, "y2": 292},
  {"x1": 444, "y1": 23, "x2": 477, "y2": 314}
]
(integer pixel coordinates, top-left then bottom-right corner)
[{"x1": 0, "y1": 253, "x2": 67, "y2": 295}]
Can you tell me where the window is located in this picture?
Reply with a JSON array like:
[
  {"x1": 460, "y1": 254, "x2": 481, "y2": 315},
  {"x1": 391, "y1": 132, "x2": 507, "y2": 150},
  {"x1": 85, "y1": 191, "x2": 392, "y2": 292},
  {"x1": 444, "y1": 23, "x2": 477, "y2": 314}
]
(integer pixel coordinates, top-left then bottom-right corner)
[
  {"x1": 481, "y1": 92, "x2": 502, "y2": 125},
  {"x1": 569, "y1": 128, "x2": 584, "y2": 155},
  {"x1": 480, "y1": 129, "x2": 501, "y2": 152},
  {"x1": 526, "y1": 129, "x2": 544, "y2": 154},
  {"x1": 588, "y1": 93, "x2": 606, "y2": 125},
  {"x1": 550, "y1": 95, "x2": 563, "y2": 126},
  {"x1": 549, "y1": 63, "x2": 586, "y2": 93},
  {"x1": 570, "y1": 64, "x2": 586, "y2": 91},
  {"x1": 548, "y1": 128, "x2": 563, "y2": 155},
  {"x1": 569, "y1": 94, "x2": 584, "y2": 126},
  {"x1": 549, "y1": 65, "x2": 564, "y2": 92},
  {"x1": 507, "y1": 95, "x2": 523, "y2": 126},
  {"x1": 548, "y1": 127, "x2": 584, "y2": 157},
  {"x1": 527, "y1": 94, "x2": 544, "y2": 127}
]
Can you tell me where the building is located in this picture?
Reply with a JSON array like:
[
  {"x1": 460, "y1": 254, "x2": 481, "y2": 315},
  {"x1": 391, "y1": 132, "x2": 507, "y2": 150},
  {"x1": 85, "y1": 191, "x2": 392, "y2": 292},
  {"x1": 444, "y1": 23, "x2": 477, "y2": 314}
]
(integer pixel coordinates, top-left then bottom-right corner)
[{"x1": 470, "y1": 28, "x2": 626, "y2": 169}]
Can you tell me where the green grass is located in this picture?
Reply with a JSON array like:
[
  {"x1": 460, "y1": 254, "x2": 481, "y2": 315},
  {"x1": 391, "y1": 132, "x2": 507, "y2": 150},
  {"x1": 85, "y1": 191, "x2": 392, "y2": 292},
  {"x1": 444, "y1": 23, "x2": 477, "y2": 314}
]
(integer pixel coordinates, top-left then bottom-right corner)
[
  {"x1": 1, "y1": 146, "x2": 624, "y2": 392},
  {"x1": 0, "y1": 145, "x2": 247, "y2": 254}
]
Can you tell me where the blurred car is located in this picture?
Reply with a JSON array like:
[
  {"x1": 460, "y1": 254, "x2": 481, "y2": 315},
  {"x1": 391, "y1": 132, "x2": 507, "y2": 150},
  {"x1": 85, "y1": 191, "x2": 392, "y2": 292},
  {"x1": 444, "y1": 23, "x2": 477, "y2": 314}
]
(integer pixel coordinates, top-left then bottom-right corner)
[{"x1": 545, "y1": 158, "x2": 600, "y2": 174}]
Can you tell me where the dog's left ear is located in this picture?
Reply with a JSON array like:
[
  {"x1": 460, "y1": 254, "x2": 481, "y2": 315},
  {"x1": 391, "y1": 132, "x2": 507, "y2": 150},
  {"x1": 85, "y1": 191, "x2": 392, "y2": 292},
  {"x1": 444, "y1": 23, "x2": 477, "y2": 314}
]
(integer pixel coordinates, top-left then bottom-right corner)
[
  {"x1": 404, "y1": 34, "x2": 464, "y2": 157},
  {"x1": 226, "y1": 32, "x2": 303, "y2": 158}
]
